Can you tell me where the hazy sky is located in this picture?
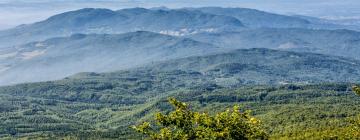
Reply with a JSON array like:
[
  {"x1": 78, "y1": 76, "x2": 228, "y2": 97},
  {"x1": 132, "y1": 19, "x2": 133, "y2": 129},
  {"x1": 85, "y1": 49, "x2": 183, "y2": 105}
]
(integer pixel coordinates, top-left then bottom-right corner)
[{"x1": 1, "y1": 0, "x2": 360, "y2": 30}]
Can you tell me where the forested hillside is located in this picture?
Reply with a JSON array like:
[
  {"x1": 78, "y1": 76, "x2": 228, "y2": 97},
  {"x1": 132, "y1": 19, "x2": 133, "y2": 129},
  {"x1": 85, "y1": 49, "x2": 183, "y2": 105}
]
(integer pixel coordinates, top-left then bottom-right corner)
[
  {"x1": 0, "y1": 76, "x2": 358, "y2": 139},
  {"x1": 190, "y1": 28, "x2": 360, "y2": 60},
  {"x1": 0, "y1": 48, "x2": 360, "y2": 139}
]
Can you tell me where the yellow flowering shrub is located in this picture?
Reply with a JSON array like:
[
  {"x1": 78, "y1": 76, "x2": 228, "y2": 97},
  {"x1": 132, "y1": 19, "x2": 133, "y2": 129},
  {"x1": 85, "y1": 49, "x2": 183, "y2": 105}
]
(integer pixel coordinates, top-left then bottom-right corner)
[
  {"x1": 353, "y1": 86, "x2": 360, "y2": 96},
  {"x1": 132, "y1": 98, "x2": 268, "y2": 140}
]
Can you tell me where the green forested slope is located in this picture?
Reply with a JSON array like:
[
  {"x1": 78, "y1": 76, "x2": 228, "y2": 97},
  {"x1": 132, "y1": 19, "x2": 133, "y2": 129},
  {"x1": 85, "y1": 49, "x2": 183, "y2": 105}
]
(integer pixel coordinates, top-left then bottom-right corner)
[
  {"x1": 0, "y1": 48, "x2": 360, "y2": 139},
  {"x1": 0, "y1": 72, "x2": 359, "y2": 139}
]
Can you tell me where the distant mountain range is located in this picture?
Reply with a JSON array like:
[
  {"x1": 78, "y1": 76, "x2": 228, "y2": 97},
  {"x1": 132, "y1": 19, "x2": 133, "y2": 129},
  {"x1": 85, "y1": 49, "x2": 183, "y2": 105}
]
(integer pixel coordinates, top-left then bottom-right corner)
[
  {"x1": 0, "y1": 31, "x2": 220, "y2": 85},
  {"x1": 186, "y1": 7, "x2": 311, "y2": 28},
  {"x1": 189, "y1": 7, "x2": 360, "y2": 30},
  {"x1": 141, "y1": 48, "x2": 360, "y2": 85},
  {"x1": 64, "y1": 48, "x2": 360, "y2": 87},
  {"x1": 1, "y1": 7, "x2": 360, "y2": 85},
  {"x1": 3, "y1": 48, "x2": 360, "y2": 96},
  {"x1": 1, "y1": 7, "x2": 360, "y2": 48},
  {"x1": 189, "y1": 28, "x2": 360, "y2": 60},
  {"x1": 4, "y1": 47, "x2": 360, "y2": 105},
  {"x1": 0, "y1": 8, "x2": 244, "y2": 48}
]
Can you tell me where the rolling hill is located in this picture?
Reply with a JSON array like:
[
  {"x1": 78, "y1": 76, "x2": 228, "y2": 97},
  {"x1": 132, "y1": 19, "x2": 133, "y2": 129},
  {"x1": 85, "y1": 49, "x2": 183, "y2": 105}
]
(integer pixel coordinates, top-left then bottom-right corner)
[
  {"x1": 0, "y1": 31, "x2": 220, "y2": 85},
  {"x1": 143, "y1": 48, "x2": 360, "y2": 85},
  {"x1": 189, "y1": 28, "x2": 360, "y2": 60}
]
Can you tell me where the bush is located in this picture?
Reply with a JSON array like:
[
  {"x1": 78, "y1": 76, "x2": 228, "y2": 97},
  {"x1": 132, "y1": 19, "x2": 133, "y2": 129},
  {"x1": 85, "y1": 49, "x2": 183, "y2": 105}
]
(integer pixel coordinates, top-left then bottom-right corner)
[
  {"x1": 353, "y1": 86, "x2": 360, "y2": 95},
  {"x1": 132, "y1": 98, "x2": 268, "y2": 140}
]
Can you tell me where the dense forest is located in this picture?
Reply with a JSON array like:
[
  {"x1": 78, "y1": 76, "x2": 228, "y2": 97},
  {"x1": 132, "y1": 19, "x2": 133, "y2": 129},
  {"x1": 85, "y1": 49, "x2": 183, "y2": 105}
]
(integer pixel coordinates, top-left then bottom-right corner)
[{"x1": 0, "y1": 67, "x2": 359, "y2": 139}]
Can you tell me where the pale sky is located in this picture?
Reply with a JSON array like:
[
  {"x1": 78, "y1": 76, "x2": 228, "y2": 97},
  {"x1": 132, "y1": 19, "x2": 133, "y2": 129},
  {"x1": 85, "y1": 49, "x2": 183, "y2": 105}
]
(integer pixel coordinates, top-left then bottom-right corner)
[{"x1": 1, "y1": 0, "x2": 360, "y2": 30}]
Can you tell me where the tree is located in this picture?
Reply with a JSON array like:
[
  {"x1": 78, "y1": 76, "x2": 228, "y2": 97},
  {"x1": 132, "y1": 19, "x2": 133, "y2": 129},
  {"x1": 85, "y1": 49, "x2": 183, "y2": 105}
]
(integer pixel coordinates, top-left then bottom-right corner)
[
  {"x1": 347, "y1": 85, "x2": 360, "y2": 137},
  {"x1": 353, "y1": 86, "x2": 360, "y2": 96},
  {"x1": 346, "y1": 115, "x2": 360, "y2": 138},
  {"x1": 132, "y1": 98, "x2": 268, "y2": 140}
]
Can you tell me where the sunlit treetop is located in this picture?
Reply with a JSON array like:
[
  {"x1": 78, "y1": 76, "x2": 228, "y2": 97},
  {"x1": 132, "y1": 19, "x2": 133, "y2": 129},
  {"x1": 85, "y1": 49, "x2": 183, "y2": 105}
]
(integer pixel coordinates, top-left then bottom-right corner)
[
  {"x1": 353, "y1": 86, "x2": 360, "y2": 96},
  {"x1": 132, "y1": 97, "x2": 268, "y2": 140}
]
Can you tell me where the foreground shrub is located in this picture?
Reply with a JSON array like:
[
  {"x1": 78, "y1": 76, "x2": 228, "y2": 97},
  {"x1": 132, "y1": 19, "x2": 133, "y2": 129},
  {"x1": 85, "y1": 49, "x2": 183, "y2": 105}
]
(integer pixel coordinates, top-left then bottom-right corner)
[{"x1": 133, "y1": 98, "x2": 268, "y2": 140}]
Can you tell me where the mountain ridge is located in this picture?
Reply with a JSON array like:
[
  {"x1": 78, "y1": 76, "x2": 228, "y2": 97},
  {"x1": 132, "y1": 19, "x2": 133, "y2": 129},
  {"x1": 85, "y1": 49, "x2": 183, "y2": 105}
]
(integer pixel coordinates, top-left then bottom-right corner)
[
  {"x1": 189, "y1": 28, "x2": 360, "y2": 60},
  {"x1": 185, "y1": 7, "x2": 311, "y2": 28},
  {"x1": 0, "y1": 31, "x2": 221, "y2": 85},
  {"x1": 0, "y1": 7, "x2": 245, "y2": 48},
  {"x1": 2, "y1": 6, "x2": 360, "y2": 49},
  {"x1": 65, "y1": 48, "x2": 360, "y2": 86}
]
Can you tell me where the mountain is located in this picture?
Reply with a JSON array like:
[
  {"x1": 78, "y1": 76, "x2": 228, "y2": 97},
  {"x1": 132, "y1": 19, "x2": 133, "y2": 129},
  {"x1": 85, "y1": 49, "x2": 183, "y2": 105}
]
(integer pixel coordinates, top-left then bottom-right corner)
[
  {"x1": 3, "y1": 6, "x2": 359, "y2": 49},
  {"x1": 293, "y1": 15, "x2": 360, "y2": 31},
  {"x1": 57, "y1": 48, "x2": 360, "y2": 86},
  {"x1": 0, "y1": 31, "x2": 220, "y2": 85},
  {"x1": 189, "y1": 28, "x2": 360, "y2": 60},
  {"x1": 2, "y1": 32, "x2": 360, "y2": 85},
  {"x1": 186, "y1": 7, "x2": 360, "y2": 30},
  {"x1": 1, "y1": 6, "x2": 359, "y2": 49},
  {"x1": 4, "y1": 47, "x2": 360, "y2": 104},
  {"x1": 67, "y1": 48, "x2": 360, "y2": 87},
  {"x1": 142, "y1": 48, "x2": 360, "y2": 85},
  {"x1": 186, "y1": 7, "x2": 311, "y2": 29},
  {"x1": 0, "y1": 8, "x2": 244, "y2": 48},
  {"x1": 2, "y1": 7, "x2": 360, "y2": 85}
]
